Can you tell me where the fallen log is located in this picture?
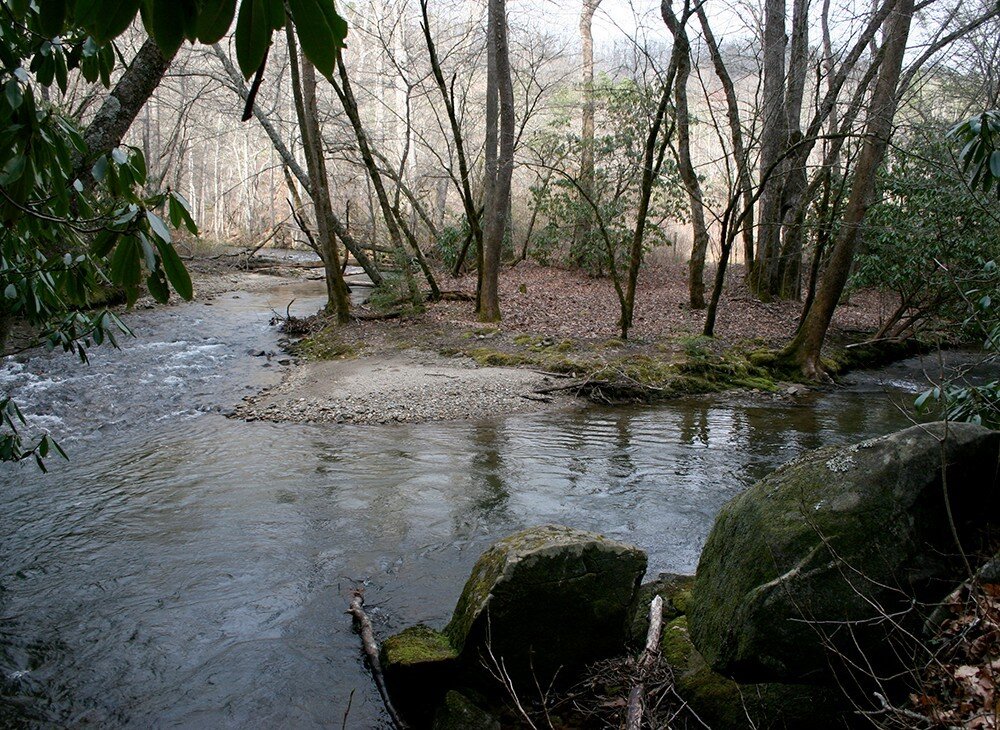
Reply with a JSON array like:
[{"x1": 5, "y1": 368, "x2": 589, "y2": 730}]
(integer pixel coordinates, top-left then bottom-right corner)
[
  {"x1": 437, "y1": 290, "x2": 476, "y2": 301},
  {"x1": 625, "y1": 595, "x2": 664, "y2": 730},
  {"x1": 348, "y1": 590, "x2": 409, "y2": 729}
]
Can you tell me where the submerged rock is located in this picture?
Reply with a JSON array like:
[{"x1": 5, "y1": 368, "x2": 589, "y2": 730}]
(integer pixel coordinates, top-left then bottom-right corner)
[
  {"x1": 444, "y1": 524, "x2": 647, "y2": 688},
  {"x1": 689, "y1": 421, "x2": 1000, "y2": 684}
]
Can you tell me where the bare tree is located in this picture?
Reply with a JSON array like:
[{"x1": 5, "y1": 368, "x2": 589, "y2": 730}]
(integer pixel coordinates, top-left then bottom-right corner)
[
  {"x1": 573, "y1": 0, "x2": 603, "y2": 260},
  {"x1": 479, "y1": 0, "x2": 515, "y2": 322},
  {"x1": 782, "y1": 0, "x2": 916, "y2": 379},
  {"x1": 662, "y1": 0, "x2": 710, "y2": 310}
]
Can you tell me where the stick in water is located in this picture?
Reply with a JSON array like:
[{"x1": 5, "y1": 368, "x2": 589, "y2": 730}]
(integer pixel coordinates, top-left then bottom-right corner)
[{"x1": 348, "y1": 589, "x2": 409, "y2": 729}]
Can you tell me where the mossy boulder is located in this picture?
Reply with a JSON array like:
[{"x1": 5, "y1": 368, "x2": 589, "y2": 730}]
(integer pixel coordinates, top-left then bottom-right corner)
[
  {"x1": 662, "y1": 616, "x2": 847, "y2": 729},
  {"x1": 444, "y1": 524, "x2": 647, "y2": 688},
  {"x1": 380, "y1": 625, "x2": 459, "y2": 724},
  {"x1": 431, "y1": 690, "x2": 501, "y2": 730},
  {"x1": 689, "y1": 422, "x2": 1000, "y2": 684}
]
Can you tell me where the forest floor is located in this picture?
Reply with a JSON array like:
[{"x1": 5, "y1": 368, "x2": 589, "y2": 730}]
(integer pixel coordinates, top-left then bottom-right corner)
[{"x1": 223, "y1": 256, "x2": 905, "y2": 425}]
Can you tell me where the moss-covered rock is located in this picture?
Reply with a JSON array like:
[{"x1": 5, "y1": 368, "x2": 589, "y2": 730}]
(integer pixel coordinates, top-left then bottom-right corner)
[
  {"x1": 381, "y1": 624, "x2": 458, "y2": 669},
  {"x1": 624, "y1": 573, "x2": 694, "y2": 645},
  {"x1": 444, "y1": 524, "x2": 647, "y2": 688},
  {"x1": 662, "y1": 616, "x2": 848, "y2": 729},
  {"x1": 380, "y1": 625, "x2": 459, "y2": 725},
  {"x1": 689, "y1": 422, "x2": 1000, "y2": 684},
  {"x1": 431, "y1": 690, "x2": 501, "y2": 730}
]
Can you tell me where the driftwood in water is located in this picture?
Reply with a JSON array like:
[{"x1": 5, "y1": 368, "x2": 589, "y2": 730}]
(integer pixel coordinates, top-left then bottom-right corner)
[
  {"x1": 348, "y1": 590, "x2": 409, "y2": 729},
  {"x1": 625, "y1": 595, "x2": 664, "y2": 730}
]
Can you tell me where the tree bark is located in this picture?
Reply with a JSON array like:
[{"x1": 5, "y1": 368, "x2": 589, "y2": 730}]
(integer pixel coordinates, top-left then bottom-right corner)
[
  {"x1": 573, "y1": 0, "x2": 602, "y2": 261},
  {"x1": 662, "y1": 0, "x2": 710, "y2": 310},
  {"x1": 783, "y1": 0, "x2": 914, "y2": 379},
  {"x1": 78, "y1": 38, "x2": 173, "y2": 180},
  {"x1": 285, "y1": 27, "x2": 351, "y2": 322},
  {"x1": 479, "y1": 0, "x2": 514, "y2": 322}
]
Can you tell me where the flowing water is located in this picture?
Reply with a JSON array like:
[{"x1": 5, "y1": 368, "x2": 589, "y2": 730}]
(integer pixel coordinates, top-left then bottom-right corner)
[{"x1": 0, "y1": 279, "x2": 979, "y2": 728}]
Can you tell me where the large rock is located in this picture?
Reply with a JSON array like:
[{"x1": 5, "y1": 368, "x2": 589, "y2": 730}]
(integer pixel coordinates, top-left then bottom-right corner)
[
  {"x1": 444, "y1": 524, "x2": 647, "y2": 687},
  {"x1": 661, "y1": 616, "x2": 847, "y2": 729},
  {"x1": 690, "y1": 422, "x2": 1000, "y2": 684}
]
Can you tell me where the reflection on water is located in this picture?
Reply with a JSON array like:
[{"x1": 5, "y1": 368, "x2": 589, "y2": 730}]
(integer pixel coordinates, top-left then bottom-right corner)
[{"x1": 0, "y1": 281, "x2": 975, "y2": 727}]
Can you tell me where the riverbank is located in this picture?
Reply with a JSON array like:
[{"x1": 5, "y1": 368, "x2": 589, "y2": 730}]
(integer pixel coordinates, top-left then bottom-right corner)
[
  {"x1": 230, "y1": 259, "x2": 919, "y2": 425},
  {"x1": 0, "y1": 252, "x2": 923, "y2": 426}
]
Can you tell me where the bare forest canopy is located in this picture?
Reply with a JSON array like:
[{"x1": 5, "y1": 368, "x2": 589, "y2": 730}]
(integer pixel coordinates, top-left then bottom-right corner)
[{"x1": 91, "y1": 0, "x2": 997, "y2": 342}]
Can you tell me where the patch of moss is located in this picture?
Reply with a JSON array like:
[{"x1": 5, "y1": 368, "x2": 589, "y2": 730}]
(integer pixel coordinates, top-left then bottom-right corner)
[
  {"x1": 661, "y1": 617, "x2": 846, "y2": 729},
  {"x1": 380, "y1": 624, "x2": 458, "y2": 669},
  {"x1": 512, "y1": 333, "x2": 541, "y2": 346},
  {"x1": 671, "y1": 588, "x2": 693, "y2": 615},
  {"x1": 466, "y1": 348, "x2": 531, "y2": 367},
  {"x1": 290, "y1": 326, "x2": 358, "y2": 361},
  {"x1": 432, "y1": 690, "x2": 501, "y2": 730}
]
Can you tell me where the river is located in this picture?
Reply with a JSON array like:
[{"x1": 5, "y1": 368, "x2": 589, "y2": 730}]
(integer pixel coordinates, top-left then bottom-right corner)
[{"x1": 0, "y1": 277, "x2": 965, "y2": 727}]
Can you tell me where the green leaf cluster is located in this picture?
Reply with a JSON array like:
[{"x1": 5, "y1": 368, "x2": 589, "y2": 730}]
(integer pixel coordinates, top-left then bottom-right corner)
[
  {"x1": 951, "y1": 110, "x2": 1000, "y2": 198},
  {"x1": 4, "y1": 0, "x2": 349, "y2": 79}
]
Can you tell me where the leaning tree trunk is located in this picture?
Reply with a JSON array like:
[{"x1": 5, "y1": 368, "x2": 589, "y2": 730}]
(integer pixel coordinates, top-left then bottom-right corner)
[
  {"x1": 211, "y1": 43, "x2": 383, "y2": 287},
  {"x1": 697, "y1": 6, "x2": 754, "y2": 271},
  {"x1": 77, "y1": 37, "x2": 174, "y2": 183},
  {"x1": 782, "y1": 0, "x2": 914, "y2": 379},
  {"x1": 418, "y1": 0, "x2": 483, "y2": 277},
  {"x1": 479, "y1": 0, "x2": 514, "y2": 323},
  {"x1": 662, "y1": 0, "x2": 710, "y2": 310},
  {"x1": 331, "y1": 51, "x2": 424, "y2": 306},
  {"x1": 285, "y1": 26, "x2": 351, "y2": 322}
]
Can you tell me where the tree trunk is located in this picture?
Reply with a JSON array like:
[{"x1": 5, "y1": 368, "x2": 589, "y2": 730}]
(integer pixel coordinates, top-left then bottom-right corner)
[
  {"x1": 773, "y1": 0, "x2": 811, "y2": 298},
  {"x1": 750, "y1": 0, "x2": 787, "y2": 300},
  {"x1": 622, "y1": 49, "x2": 680, "y2": 338},
  {"x1": 285, "y1": 27, "x2": 351, "y2": 322},
  {"x1": 480, "y1": 0, "x2": 514, "y2": 322},
  {"x1": 573, "y1": 0, "x2": 602, "y2": 260},
  {"x1": 782, "y1": 0, "x2": 914, "y2": 379},
  {"x1": 662, "y1": 0, "x2": 710, "y2": 310},
  {"x1": 696, "y1": 7, "x2": 754, "y2": 270},
  {"x1": 78, "y1": 37, "x2": 174, "y2": 181},
  {"x1": 211, "y1": 44, "x2": 383, "y2": 287},
  {"x1": 418, "y1": 0, "x2": 483, "y2": 277},
  {"x1": 0, "y1": 310, "x2": 11, "y2": 353},
  {"x1": 331, "y1": 50, "x2": 424, "y2": 306}
]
